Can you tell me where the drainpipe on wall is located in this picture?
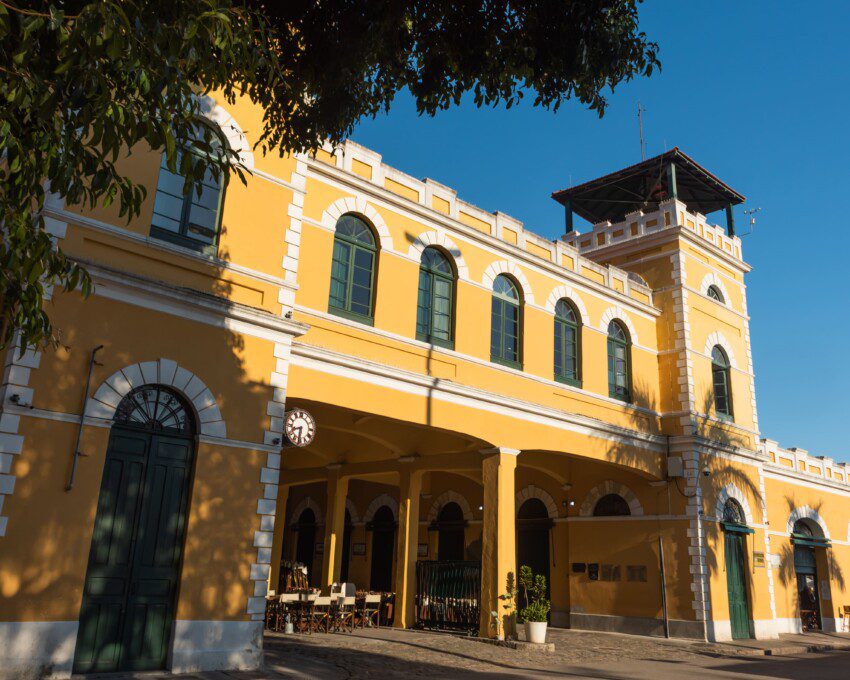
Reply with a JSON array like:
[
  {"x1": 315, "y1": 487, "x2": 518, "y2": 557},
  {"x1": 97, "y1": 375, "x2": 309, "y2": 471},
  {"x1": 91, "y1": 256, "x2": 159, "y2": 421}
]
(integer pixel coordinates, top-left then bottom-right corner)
[{"x1": 65, "y1": 344, "x2": 103, "y2": 491}]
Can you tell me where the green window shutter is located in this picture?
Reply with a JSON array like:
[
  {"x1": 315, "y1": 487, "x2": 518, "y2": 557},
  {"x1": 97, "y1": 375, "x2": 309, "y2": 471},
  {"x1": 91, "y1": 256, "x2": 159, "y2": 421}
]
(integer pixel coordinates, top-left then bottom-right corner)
[
  {"x1": 416, "y1": 269, "x2": 432, "y2": 339},
  {"x1": 431, "y1": 276, "x2": 453, "y2": 342},
  {"x1": 328, "y1": 220, "x2": 376, "y2": 324},
  {"x1": 329, "y1": 239, "x2": 352, "y2": 310}
]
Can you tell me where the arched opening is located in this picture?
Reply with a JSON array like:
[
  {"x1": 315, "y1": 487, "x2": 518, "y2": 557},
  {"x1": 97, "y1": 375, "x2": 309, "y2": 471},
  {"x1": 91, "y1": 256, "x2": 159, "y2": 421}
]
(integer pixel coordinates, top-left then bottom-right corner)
[
  {"x1": 340, "y1": 509, "x2": 353, "y2": 583},
  {"x1": 294, "y1": 508, "x2": 318, "y2": 587},
  {"x1": 434, "y1": 502, "x2": 466, "y2": 561},
  {"x1": 707, "y1": 284, "x2": 725, "y2": 303},
  {"x1": 593, "y1": 493, "x2": 631, "y2": 516},
  {"x1": 792, "y1": 519, "x2": 827, "y2": 631},
  {"x1": 74, "y1": 385, "x2": 197, "y2": 673},
  {"x1": 607, "y1": 320, "x2": 631, "y2": 402},
  {"x1": 328, "y1": 213, "x2": 378, "y2": 323},
  {"x1": 491, "y1": 274, "x2": 522, "y2": 368},
  {"x1": 721, "y1": 498, "x2": 753, "y2": 639},
  {"x1": 712, "y1": 345, "x2": 733, "y2": 420},
  {"x1": 554, "y1": 298, "x2": 581, "y2": 386},
  {"x1": 369, "y1": 505, "x2": 396, "y2": 592},
  {"x1": 417, "y1": 247, "x2": 456, "y2": 348},
  {"x1": 516, "y1": 498, "x2": 551, "y2": 610}
]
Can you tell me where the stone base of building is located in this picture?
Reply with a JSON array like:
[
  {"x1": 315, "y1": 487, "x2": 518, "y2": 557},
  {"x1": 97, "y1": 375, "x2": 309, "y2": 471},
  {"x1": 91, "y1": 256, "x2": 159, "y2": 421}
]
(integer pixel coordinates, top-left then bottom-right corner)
[
  {"x1": 0, "y1": 619, "x2": 262, "y2": 679},
  {"x1": 569, "y1": 612, "x2": 706, "y2": 640}
]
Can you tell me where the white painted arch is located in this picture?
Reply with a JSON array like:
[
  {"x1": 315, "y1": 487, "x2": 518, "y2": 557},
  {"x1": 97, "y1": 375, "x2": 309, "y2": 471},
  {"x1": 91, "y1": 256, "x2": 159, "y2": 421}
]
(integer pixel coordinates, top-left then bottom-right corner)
[
  {"x1": 86, "y1": 358, "x2": 226, "y2": 438},
  {"x1": 516, "y1": 485, "x2": 558, "y2": 519},
  {"x1": 579, "y1": 480, "x2": 643, "y2": 517},
  {"x1": 544, "y1": 285, "x2": 590, "y2": 326},
  {"x1": 600, "y1": 307, "x2": 639, "y2": 345},
  {"x1": 321, "y1": 196, "x2": 394, "y2": 251},
  {"x1": 346, "y1": 498, "x2": 360, "y2": 525},
  {"x1": 787, "y1": 505, "x2": 830, "y2": 539},
  {"x1": 364, "y1": 493, "x2": 398, "y2": 522},
  {"x1": 481, "y1": 261, "x2": 535, "y2": 304},
  {"x1": 715, "y1": 483, "x2": 755, "y2": 525},
  {"x1": 427, "y1": 490, "x2": 474, "y2": 523},
  {"x1": 198, "y1": 97, "x2": 255, "y2": 170},
  {"x1": 290, "y1": 497, "x2": 325, "y2": 526},
  {"x1": 704, "y1": 331, "x2": 738, "y2": 369},
  {"x1": 407, "y1": 230, "x2": 470, "y2": 281},
  {"x1": 700, "y1": 272, "x2": 731, "y2": 307}
]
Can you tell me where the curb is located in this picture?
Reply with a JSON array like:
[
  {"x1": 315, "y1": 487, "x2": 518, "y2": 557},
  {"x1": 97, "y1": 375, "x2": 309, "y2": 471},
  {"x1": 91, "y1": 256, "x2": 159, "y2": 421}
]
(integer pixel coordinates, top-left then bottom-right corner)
[{"x1": 708, "y1": 642, "x2": 850, "y2": 657}]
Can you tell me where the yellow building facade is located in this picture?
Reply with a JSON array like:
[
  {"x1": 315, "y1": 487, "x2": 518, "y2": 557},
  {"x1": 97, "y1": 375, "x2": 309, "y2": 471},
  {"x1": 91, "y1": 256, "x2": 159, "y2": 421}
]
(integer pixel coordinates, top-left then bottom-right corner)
[{"x1": 1, "y1": 93, "x2": 848, "y2": 677}]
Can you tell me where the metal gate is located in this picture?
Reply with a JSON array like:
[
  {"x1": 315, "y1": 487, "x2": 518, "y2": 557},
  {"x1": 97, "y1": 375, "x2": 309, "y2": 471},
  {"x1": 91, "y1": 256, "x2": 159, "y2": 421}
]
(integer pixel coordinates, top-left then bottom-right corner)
[{"x1": 414, "y1": 560, "x2": 480, "y2": 634}]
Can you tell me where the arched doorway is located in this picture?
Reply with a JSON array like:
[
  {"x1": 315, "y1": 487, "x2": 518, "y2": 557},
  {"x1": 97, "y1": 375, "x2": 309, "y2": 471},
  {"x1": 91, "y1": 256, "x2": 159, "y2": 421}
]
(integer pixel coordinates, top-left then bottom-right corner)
[
  {"x1": 74, "y1": 385, "x2": 197, "y2": 674},
  {"x1": 516, "y1": 498, "x2": 551, "y2": 607},
  {"x1": 435, "y1": 502, "x2": 466, "y2": 561},
  {"x1": 294, "y1": 507, "x2": 318, "y2": 586},
  {"x1": 369, "y1": 505, "x2": 396, "y2": 592},
  {"x1": 340, "y1": 509, "x2": 353, "y2": 583},
  {"x1": 721, "y1": 499, "x2": 754, "y2": 639},
  {"x1": 793, "y1": 519, "x2": 826, "y2": 631}
]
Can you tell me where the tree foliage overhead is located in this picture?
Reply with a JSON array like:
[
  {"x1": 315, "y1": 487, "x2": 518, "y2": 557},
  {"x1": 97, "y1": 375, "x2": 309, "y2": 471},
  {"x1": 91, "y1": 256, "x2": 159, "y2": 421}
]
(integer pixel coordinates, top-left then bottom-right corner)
[{"x1": 0, "y1": 0, "x2": 658, "y2": 350}]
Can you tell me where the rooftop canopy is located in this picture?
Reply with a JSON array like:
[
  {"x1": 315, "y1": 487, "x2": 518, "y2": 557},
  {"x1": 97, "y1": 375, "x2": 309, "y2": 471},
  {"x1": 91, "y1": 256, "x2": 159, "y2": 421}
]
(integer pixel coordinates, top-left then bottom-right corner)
[{"x1": 552, "y1": 148, "x2": 745, "y2": 233}]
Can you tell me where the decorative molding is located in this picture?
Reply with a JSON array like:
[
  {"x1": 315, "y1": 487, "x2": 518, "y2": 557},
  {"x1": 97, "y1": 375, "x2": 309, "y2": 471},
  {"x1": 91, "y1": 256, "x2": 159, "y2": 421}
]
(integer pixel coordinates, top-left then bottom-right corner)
[
  {"x1": 427, "y1": 490, "x2": 473, "y2": 522},
  {"x1": 290, "y1": 496, "x2": 325, "y2": 526},
  {"x1": 715, "y1": 483, "x2": 755, "y2": 525},
  {"x1": 364, "y1": 493, "x2": 399, "y2": 522},
  {"x1": 407, "y1": 230, "x2": 470, "y2": 281},
  {"x1": 481, "y1": 261, "x2": 535, "y2": 304},
  {"x1": 346, "y1": 498, "x2": 360, "y2": 525},
  {"x1": 699, "y1": 272, "x2": 731, "y2": 307},
  {"x1": 703, "y1": 331, "x2": 738, "y2": 369},
  {"x1": 516, "y1": 485, "x2": 558, "y2": 519},
  {"x1": 199, "y1": 97, "x2": 255, "y2": 169},
  {"x1": 786, "y1": 505, "x2": 830, "y2": 539},
  {"x1": 599, "y1": 306, "x2": 639, "y2": 344},
  {"x1": 544, "y1": 285, "x2": 590, "y2": 326},
  {"x1": 579, "y1": 480, "x2": 643, "y2": 517},
  {"x1": 321, "y1": 196, "x2": 394, "y2": 252},
  {"x1": 86, "y1": 359, "x2": 227, "y2": 439}
]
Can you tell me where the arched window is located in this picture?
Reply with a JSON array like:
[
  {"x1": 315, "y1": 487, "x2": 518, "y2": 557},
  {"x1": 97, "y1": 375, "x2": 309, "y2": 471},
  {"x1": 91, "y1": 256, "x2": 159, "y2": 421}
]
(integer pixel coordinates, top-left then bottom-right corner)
[
  {"x1": 793, "y1": 519, "x2": 816, "y2": 538},
  {"x1": 554, "y1": 299, "x2": 581, "y2": 386},
  {"x1": 712, "y1": 345, "x2": 733, "y2": 419},
  {"x1": 593, "y1": 493, "x2": 631, "y2": 517},
  {"x1": 707, "y1": 285, "x2": 725, "y2": 303},
  {"x1": 607, "y1": 320, "x2": 631, "y2": 401},
  {"x1": 416, "y1": 247, "x2": 454, "y2": 348},
  {"x1": 722, "y1": 498, "x2": 746, "y2": 525},
  {"x1": 491, "y1": 274, "x2": 521, "y2": 368},
  {"x1": 151, "y1": 122, "x2": 226, "y2": 253},
  {"x1": 114, "y1": 384, "x2": 194, "y2": 435},
  {"x1": 435, "y1": 502, "x2": 466, "y2": 561},
  {"x1": 328, "y1": 214, "x2": 377, "y2": 322}
]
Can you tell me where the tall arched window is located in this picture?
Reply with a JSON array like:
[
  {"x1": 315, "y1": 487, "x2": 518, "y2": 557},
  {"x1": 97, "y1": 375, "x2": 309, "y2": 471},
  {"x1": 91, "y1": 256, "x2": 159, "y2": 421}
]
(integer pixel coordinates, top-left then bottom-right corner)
[
  {"x1": 722, "y1": 498, "x2": 746, "y2": 525},
  {"x1": 707, "y1": 285, "x2": 725, "y2": 303},
  {"x1": 491, "y1": 275, "x2": 521, "y2": 368},
  {"x1": 328, "y1": 214, "x2": 377, "y2": 322},
  {"x1": 607, "y1": 320, "x2": 631, "y2": 401},
  {"x1": 416, "y1": 247, "x2": 454, "y2": 348},
  {"x1": 151, "y1": 122, "x2": 225, "y2": 253},
  {"x1": 712, "y1": 345, "x2": 733, "y2": 419},
  {"x1": 593, "y1": 493, "x2": 631, "y2": 517},
  {"x1": 554, "y1": 299, "x2": 581, "y2": 386}
]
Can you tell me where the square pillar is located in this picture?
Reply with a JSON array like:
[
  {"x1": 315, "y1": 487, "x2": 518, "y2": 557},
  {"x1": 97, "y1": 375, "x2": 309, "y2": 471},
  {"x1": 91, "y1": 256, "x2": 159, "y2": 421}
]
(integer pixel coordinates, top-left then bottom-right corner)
[
  {"x1": 320, "y1": 467, "x2": 349, "y2": 588},
  {"x1": 393, "y1": 467, "x2": 423, "y2": 628},
  {"x1": 479, "y1": 448, "x2": 518, "y2": 638},
  {"x1": 268, "y1": 483, "x2": 290, "y2": 593}
]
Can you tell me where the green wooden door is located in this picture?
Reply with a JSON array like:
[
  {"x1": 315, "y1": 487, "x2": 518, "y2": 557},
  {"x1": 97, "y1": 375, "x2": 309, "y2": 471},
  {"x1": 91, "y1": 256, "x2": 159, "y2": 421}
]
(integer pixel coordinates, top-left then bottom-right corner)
[
  {"x1": 724, "y1": 531, "x2": 752, "y2": 639},
  {"x1": 74, "y1": 427, "x2": 194, "y2": 673}
]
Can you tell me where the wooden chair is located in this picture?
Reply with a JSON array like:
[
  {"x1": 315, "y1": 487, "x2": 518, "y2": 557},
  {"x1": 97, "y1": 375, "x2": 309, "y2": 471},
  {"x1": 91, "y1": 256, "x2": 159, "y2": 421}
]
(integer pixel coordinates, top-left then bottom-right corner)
[
  {"x1": 334, "y1": 595, "x2": 356, "y2": 633},
  {"x1": 360, "y1": 593, "x2": 382, "y2": 628},
  {"x1": 311, "y1": 596, "x2": 334, "y2": 634}
]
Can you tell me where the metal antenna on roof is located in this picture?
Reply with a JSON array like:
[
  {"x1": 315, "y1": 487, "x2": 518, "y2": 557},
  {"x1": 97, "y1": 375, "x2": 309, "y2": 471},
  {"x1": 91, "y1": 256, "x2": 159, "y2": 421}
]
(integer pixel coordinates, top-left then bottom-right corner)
[
  {"x1": 637, "y1": 101, "x2": 647, "y2": 160},
  {"x1": 740, "y1": 207, "x2": 762, "y2": 237}
]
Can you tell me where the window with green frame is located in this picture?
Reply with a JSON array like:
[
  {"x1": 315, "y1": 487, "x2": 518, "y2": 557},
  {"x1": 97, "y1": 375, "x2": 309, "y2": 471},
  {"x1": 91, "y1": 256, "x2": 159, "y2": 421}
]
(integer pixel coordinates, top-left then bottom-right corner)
[
  {"x1": 554, "y1": 298, "x2": 581, "y2": 386},
  {"x1": 712, "y1": 345, "x2": 733, "y2": 419},
  {"x1": 328, "y1": 214, "x2": 377, "y2": 323},
  {"x1": 707, "y1": 284, "x2": 725, "y2": 303},
  {"x1": 416, "y1": 247, "x2": 454, "y2": 348},
  {"x1": 490, "y1": 274, "x2": 521, "y2": 368},
  {"x1": 150, "y1": 123, "x2": 225, "y2": 253},
  {"x1": 607, "y1": 320, "x2": 631, "y2": 401}
]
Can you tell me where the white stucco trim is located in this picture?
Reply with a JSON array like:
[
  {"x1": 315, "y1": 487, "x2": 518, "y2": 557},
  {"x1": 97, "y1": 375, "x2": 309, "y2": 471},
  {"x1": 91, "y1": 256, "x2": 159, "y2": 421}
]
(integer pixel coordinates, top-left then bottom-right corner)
[
  {"x1": 290, "y1": 496, "x2": 325, "y2": 526},
  {"x1": 198, "y1": 97, "x2": 255, "y2": 170},
  {"x1": 407, "y1": 230, "x2": 470, "y2": 281},
  {"x1": 481, "y1": 261, "x2": 535, "y2": 304},
  {"x1": 346, "y1": 498, "x2": 360, "y2": 525},
  {"x1": 786, "y1": 505, "x2": 830, "y2": 539},
  {"x1": 427, "y1": 490, "x2": 473, "y2": 522},
  {"x1": 515, "y1": 485, "x2": 558, "y2": 519},
  {"x1": 86, "y1": 359, "x2": 227, "y2": 439},
  {"x1": 364, "y1": 493, "x2": 398, "y2": 522},
  {"x1": 715, "y1": 483, "x2": 755, "y2": 525},
  {"x1": 699, "y1": 272, "x2": 731, "y2": 307},
  {"x1": 579, "y1": 480, "x2": 643, "y2": 517},
  {"x1": 544, "y1": 285, "x2": 590, "y2": 326},
  {"x1": 599, "y1": 307, "x2": 639, "y2": 345},
  {"x1": 321, "y1": 196, "x2": 394, "y2": 252},
  {"x1": 704, "y1": 331, "x2": 738, "y2": 369}
]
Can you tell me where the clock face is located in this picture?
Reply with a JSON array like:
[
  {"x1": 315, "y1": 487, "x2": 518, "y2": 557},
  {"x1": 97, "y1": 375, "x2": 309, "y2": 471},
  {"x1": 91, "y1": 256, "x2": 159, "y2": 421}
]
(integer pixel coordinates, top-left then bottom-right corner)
[{"x1": 283, "y1": 409, "x2": 315, "y2": 447}]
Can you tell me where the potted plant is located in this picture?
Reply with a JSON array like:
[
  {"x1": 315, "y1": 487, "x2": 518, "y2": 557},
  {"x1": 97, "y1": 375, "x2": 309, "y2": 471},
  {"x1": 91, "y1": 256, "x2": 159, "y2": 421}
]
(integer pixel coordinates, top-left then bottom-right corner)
[{"x1": 518, "y1": 565, "x2": 550, "y2": 644}]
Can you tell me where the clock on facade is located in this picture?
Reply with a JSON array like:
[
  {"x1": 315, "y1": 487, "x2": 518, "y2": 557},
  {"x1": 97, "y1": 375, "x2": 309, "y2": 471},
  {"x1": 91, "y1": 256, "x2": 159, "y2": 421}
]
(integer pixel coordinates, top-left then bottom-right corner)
[{"x1": 283, "y1": 408, "x2": 316, "y2": 447}]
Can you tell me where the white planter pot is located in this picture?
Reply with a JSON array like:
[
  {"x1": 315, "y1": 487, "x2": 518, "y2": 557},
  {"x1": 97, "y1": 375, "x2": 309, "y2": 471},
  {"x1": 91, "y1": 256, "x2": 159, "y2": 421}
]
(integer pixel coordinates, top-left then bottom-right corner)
[{"x1": 525, "y1": 620, "x2": 548, "y2": 644}]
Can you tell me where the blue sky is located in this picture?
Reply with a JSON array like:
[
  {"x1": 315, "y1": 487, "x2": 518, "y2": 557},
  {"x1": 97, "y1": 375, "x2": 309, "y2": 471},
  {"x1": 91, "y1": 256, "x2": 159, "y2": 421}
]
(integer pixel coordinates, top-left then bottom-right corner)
[{"x1": 351, "y1": 2, "x2": 850, "y2": 460}]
